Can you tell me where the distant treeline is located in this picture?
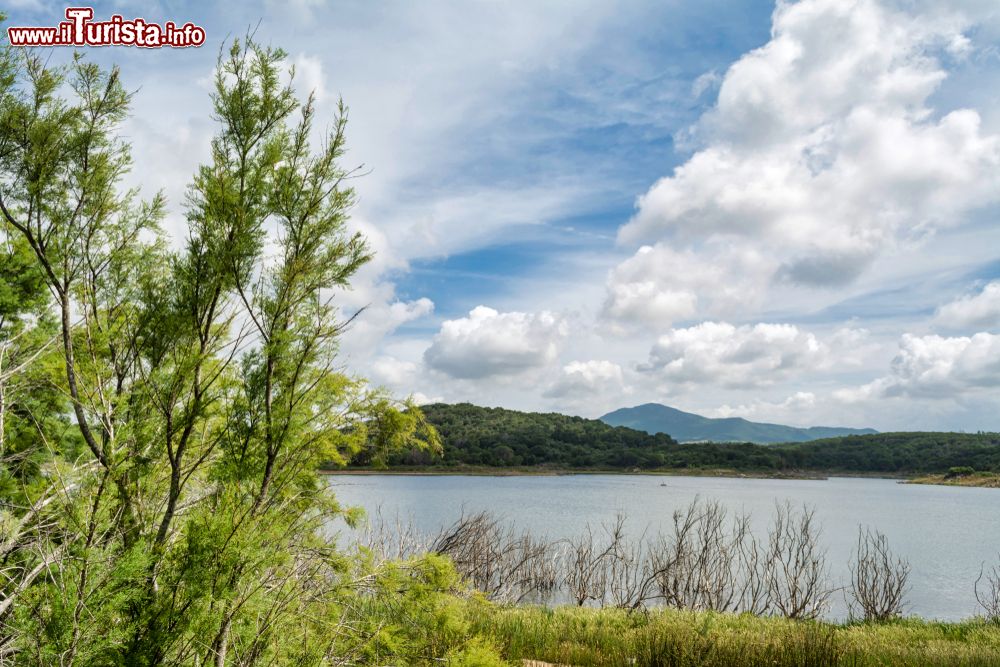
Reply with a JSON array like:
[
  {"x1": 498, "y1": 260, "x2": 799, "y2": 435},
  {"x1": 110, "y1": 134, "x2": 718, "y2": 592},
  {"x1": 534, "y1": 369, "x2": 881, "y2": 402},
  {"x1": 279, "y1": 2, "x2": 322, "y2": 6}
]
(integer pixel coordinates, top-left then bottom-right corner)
[
  {"x1": 376, "y1": 403, "x2": 1000, "y2": 474},
  {"x1": 386, "y1": 403, "x2": 679, "y2": 469}
]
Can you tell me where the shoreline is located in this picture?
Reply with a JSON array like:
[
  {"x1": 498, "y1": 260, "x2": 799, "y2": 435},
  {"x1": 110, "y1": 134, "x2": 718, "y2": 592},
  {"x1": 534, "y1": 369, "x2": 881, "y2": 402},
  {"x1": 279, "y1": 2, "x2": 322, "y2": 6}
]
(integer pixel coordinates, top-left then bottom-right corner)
[
  {"x1": 905, "y1": 473, "x2": 1000, "y2": 488},
  {"x1": 320, "y1": 466, "x2": 908, "y2": 481}
]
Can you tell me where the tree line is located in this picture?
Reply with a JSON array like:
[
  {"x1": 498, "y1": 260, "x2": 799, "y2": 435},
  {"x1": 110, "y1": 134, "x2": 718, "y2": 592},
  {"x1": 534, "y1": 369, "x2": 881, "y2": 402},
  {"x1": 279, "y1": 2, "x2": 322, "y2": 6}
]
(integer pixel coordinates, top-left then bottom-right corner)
[
  {"x1": 380, "y1": 403, "x2": 678, "y2": 469},
  {"x1": 377, "y1": 403, "x2": 1000, "y2": 474}
]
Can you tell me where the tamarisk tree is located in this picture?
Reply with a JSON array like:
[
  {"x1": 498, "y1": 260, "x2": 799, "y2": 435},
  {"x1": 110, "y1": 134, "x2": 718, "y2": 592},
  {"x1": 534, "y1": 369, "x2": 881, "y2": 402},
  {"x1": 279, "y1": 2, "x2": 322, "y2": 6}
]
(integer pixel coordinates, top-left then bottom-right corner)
[{"x1": 0, "y1": 30, "x2": 438, "y2": 666}]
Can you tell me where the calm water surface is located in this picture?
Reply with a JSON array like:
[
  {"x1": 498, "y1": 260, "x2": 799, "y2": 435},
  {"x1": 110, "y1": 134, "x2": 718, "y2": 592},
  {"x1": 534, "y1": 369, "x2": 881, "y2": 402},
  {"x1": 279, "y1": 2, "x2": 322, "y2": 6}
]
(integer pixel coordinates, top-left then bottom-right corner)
[{"x1": 326, "y1": 474, "x2": 1000, "y2": 621}]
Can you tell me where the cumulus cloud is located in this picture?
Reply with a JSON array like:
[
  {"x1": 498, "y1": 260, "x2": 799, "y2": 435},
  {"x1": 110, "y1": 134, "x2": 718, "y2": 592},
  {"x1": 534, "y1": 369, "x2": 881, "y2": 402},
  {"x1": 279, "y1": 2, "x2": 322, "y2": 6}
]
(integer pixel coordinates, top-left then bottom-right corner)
[
  {"x1": 605, "y1": 0, "x2": 1000, "y2": 331},
  {"x1": 424, "y1": 306, "x2": 567, "y2": 379},
  {"x1": 601, "y1": 245, "x2": 773, "y2": 330},
  {"x1": 935, "y1": 281, "x2": 1000, "y2": 330},
  {"x1": 835, "y1": 331, "x2": 1000, "y2": 401},
  {"x1": 543, "y1": 360, "x2": 626, "y2": 398},
  {"x1": 638, "y1": 322, "x2": 827, "y2": 389}
]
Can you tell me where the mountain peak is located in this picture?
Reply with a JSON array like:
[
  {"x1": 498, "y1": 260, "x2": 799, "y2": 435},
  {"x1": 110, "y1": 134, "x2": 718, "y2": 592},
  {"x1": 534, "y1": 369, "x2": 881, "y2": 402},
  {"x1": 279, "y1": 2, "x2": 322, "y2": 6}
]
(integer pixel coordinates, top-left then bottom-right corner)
[{"x1": 600, "y1": 403, "x2": 876, "y2": 444}]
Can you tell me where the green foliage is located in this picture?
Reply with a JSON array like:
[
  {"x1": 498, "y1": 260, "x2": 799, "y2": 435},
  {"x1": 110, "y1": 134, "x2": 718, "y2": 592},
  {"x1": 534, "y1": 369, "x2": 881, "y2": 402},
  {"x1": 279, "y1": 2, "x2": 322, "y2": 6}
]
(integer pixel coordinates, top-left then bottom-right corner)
[
  {"x1": 771, "y1": 433, "x2": 1000, "y2": 474},
  {"x1": 445, "y1": 637, "x2": 509, "y2": 667},
  {"x1": 351, "y1": 393, "x2": 443, "y2": 468},
  {"x1": 388, "y1": 403, "x2": 678, "y2": 470},
  {"x1": 0, "y1": 199, "x2": 73, "y2": 490},
  {"x1": 471, "y1": 605, "x2": 1000, "y2": 667},
  {"x1": 0, "y1": 236, "x2": 47, "y2": 322},
  {"x1": 0, "y1": 32, "x2": 443, "y2": 665},
  {"x1": 946, "y1": 466, "x2": 976, "y2": 479},
  {"x1": 3, "y1": 18, "x2": 999, "y2": 667},
  {"x1": 392, "y1": 404, "x2": 1000, "y2": 475}
]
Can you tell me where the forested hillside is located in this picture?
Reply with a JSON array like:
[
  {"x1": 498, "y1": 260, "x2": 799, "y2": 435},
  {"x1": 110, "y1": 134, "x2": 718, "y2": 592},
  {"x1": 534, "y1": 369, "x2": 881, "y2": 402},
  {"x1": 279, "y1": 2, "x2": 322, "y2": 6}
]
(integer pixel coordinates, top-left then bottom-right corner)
[
  {"x1": 376, "y1": 403, "x2": 1000, "y2": 474},
  {"x1": 772, "y1": 432, "x2": 1000, "y2": 473},
  {"x1": 385, "y1": 403, "x2": 678, "y2": 468}
]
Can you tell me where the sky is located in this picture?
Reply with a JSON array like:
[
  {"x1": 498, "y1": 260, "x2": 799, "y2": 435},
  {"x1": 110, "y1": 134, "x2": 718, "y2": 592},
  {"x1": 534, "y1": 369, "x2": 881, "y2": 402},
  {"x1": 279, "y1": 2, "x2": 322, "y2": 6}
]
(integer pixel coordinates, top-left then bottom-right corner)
[{"x1": 8, "y1": 0, "x2": 1000, "y2": 431}]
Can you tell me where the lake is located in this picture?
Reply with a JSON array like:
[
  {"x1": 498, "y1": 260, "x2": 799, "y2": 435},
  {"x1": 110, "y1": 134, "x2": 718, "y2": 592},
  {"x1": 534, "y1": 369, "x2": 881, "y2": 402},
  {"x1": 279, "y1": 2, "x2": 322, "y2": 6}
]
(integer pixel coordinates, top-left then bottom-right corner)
[{"x1": 325, "y1": 473, "x2": 1000, "y2": 621}]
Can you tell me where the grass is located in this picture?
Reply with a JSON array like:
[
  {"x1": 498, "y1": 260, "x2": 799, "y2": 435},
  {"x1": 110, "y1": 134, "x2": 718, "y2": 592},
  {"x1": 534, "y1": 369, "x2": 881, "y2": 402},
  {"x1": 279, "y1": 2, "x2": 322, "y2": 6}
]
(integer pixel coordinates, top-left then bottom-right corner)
[
  {"x1": 465, "y1": 605, "x2": 1000, "y2": 667},
  {"x1": 907, "y1": 472, "x2": 1000, "y2": 488}
]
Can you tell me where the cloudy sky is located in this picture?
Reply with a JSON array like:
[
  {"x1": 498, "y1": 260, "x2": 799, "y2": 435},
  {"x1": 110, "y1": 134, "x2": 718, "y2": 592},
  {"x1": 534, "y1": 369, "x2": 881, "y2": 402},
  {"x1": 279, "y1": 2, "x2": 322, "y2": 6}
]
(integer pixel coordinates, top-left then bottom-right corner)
[{"x1": 10, "y1": 0, "x2": 1000, "y2": 430}]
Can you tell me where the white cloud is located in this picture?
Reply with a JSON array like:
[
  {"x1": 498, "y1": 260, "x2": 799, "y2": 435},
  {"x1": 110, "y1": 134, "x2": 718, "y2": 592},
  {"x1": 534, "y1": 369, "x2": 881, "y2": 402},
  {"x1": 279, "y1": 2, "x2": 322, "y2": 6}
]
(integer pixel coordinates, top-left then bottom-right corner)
[
  {"x1": 55, "y1": 0, "x2": 1000, "y2": 431},
  {"x1": 835, "y1": 331, "x2": 1000, "y2": 401},
  {"x1": 384, "y1": 183, "x2": 597, "y2": 262},
  {"x1": 370, "y1": 356, "x2": 420, "y2": 387},
  {"x1": 605, "y1": 0, "x2": 1000, "y2": 331},
  {"x1": 410, "y1": 391, "x2": 444, "y2": 406},
  {"x1": 92, "y1": 1, "x2": 636, "y2": 376},
  {"x1": 708, "y1": 391, "x2": 818, "y2": 422},
  {"x1": 601, "y1": 244, "x2": 772, "y2": 330},
  {"x1": 288, "y1": 53, "x2": 329, "y2": 105},
  {"x1": 340, "y1": 295, "x2": 434, "y2": 359},
  {"x1": 691, "y1": 70, "x2": 721, "y2": 99},
  {"x1": 382, "y1": 298, "x2": 435, "y2": 328},
  {"x1": 935, "y1": 281, "x2": 1000, "y2": 329},
  {"x1": 424, "y1": 306, "x2": 567, "y2": 379},
  {"x1": 639, "y1": 321, "x2": 827, "y2": 389},
  {"x1": 543, "y1": 360, "x2": 626, "y2": 398}
]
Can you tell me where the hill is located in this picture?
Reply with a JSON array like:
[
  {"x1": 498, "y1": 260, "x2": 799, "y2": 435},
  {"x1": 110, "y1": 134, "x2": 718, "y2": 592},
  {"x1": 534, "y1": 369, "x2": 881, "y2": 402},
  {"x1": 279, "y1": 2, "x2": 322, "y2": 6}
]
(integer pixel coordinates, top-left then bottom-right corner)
[
  {"x1": 600, "y1": 403, "x2": 877, "y2": 443},
  {"x1": 384, "y1": 402, "x2": 678, "y2": 469},
  {"x1": 371, "y1": 403, "x2": 1000, "y2": 475},
  {"x1": 770, "y1": 432, "x2": 1000, "y2": 473}
]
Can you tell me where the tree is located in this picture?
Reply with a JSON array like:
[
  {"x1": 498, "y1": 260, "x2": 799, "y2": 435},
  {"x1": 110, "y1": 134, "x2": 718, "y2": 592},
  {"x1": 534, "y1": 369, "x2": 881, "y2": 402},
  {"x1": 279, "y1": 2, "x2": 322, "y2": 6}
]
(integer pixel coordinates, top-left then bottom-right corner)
[
  {"x1": 0, "y1": 31, "x2": 439, "y2": 665},
  {"x1": 848, "y1": 527, "x2": 910, "y2": 622}
]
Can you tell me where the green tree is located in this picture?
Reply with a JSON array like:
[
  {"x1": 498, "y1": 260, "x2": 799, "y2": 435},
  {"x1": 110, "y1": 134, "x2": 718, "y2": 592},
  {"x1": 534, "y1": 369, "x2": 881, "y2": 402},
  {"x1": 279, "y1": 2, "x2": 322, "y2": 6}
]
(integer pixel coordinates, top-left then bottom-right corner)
[{"x1": 0, "y1": 33, "x2": 440, "y2": 665}]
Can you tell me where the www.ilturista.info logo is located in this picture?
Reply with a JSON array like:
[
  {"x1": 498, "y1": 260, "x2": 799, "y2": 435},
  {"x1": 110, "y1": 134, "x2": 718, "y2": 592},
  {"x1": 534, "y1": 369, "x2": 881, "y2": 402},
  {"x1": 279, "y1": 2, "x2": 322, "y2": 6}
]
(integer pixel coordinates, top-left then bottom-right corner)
[{"x1": 7, "y1": 7, "x2": 205, "y2": 48}]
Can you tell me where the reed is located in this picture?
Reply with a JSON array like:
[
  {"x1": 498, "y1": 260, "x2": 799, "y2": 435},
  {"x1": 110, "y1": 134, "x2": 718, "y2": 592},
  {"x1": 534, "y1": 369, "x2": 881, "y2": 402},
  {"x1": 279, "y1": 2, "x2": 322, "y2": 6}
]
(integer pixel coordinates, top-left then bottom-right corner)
[{"x1": 466, "y1": 605, "x2": 1000, "y2": 667}]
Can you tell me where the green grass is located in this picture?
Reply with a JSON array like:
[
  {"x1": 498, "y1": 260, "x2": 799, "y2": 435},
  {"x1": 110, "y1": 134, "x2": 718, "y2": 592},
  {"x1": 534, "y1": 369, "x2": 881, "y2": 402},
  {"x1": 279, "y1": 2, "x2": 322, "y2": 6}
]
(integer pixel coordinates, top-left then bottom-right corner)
[{"x1": 466, "y1": 605, "x2": 1000, "y2": 666}]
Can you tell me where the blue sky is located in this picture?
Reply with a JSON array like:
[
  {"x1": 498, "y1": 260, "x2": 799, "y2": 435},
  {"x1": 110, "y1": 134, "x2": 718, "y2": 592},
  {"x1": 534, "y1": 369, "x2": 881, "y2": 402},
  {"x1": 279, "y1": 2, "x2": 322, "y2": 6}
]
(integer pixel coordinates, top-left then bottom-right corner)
[{"x1": 8, "y1": 0, "x2": 1000, "y2": 430}]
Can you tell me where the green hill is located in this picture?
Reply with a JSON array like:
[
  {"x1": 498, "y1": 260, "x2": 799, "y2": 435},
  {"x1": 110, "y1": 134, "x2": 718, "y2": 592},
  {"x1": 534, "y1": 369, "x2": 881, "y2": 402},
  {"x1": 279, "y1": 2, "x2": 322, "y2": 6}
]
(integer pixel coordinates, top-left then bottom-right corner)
[
  {"x1": 600, "y1": 403, "x2": 877, "y2": 443},
  {"x1": 385, "y1": 402, "x2": 677, "y2": 469},
  {"x1": 374, "y1": 403, "x2": 1000, "y2": 475},
  {"x1": 771, "y1": 431, "x2": 1000, "y2": 473}
]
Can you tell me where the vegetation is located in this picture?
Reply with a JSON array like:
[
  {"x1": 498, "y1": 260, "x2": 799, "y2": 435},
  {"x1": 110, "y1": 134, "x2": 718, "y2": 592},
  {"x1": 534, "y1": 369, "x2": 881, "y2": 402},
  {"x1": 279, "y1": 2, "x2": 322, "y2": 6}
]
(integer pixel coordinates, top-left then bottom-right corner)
[
  {"x1": 365, "y1": 500, "x2": 913, "y2": 621},
  {"x1": 848, "y1": 528, "x2": 910, "y2": 622},
  {"x1": 772, "y1": 432, "x2": 1000, "y2": 474},
  {"x1": 381, "y1": 403, "x2": 1000, "y2": 475},
  {"x1": 470, "y1": 605, "x2": 1000, "y2": 667},
  {"x1": 2, "y1": 22, "x2": 999, "y2": 667},
  {"x1": 355, "y1": 505, "x2": 1000, "y2": 666},
  {"x1": 0, "y1": 32, "x2": 462, "y2": 665},
  {"x1": 389, "y1": 403, "x2": 678, "y2": 469},
  {"x1": 908, "y1": 472, "x2": 1000, "y2": 488}
]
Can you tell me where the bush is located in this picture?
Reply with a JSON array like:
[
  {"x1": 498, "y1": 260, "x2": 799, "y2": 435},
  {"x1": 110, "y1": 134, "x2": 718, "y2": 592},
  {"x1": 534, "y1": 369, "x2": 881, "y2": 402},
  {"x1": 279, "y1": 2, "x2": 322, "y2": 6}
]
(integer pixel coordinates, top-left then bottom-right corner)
[{"x1": 446, "y1": 637, "x2": 510, "y2": 666}]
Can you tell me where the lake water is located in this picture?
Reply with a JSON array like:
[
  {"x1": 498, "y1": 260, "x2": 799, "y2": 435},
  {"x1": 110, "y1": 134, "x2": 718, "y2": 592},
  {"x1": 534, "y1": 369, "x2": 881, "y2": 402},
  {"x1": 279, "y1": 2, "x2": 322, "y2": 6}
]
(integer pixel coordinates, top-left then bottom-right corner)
[{"x1": 325, "y1": 474, "x2": 1000, "y2": 621}]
